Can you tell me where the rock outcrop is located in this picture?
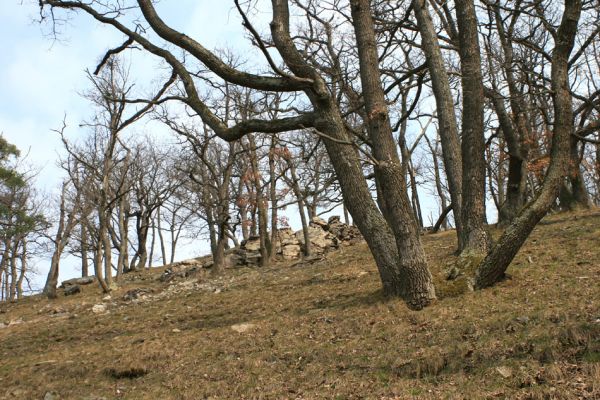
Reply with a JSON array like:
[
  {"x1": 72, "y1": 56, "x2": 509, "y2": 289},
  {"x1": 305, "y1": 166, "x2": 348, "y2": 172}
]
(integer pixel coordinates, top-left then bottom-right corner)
[{"x1": 157, "y1": 216, "x2": 362, "y2": 280}]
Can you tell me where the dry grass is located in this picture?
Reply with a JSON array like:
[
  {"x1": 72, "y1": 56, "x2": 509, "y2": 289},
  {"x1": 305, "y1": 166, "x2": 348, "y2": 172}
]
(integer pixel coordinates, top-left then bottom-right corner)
[{"x1": 0, "y1": 210, "x2": 599, "y2": 399}]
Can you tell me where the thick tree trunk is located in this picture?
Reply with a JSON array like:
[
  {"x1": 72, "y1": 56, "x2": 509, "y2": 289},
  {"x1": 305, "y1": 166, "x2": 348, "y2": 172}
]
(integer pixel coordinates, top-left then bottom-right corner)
[
  {"x1": 455, "y1": 0, "x2": 491, "y2": 254},
  {"x1": 474, "y1": 0, "x2": 582, "y2": 289},
  {"x1": 412, "y1": 0, "x2": 464, "y2": 250},
  {"x1": 349, "y1": 0, "x2": 435, "y2": 309},
  {"x1": 8, "y1": 240, "x2": 18, "y2": 301},
  {"x1": 562, "y1": 138, "x2": 591, "y2": 209},
  {"x1": 44, "y1": 184, "x2": 79, "y2": 298}
]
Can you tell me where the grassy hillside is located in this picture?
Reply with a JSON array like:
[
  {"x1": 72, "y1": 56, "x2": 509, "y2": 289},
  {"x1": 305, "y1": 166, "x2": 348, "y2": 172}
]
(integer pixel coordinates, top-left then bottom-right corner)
[{"x1": 1, "y1": 210, "x2": 599, "y2": 399}]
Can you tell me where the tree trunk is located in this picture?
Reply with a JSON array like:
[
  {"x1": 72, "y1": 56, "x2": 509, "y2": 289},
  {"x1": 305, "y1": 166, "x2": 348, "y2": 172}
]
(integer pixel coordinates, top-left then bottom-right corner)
[
  {"x1": 474, "y1": 0, "x2": 583, "y2": 288},
  {"x1": 288, "y1": 159, "x2": 311, "y2": 257},
  {"x1": 413, "y1": 0, "x2": 464, "y2": 250},
  {"x1": 268, "y1": 137, "x2": 279, "y2": 260},
  {"x1": 455, "y1": 0, "x2": 490, "y2": 254},
  {"x1": 16, "y1": 241, "x2": 26, "y2": 299},
  {"x1": 425, "y1": 135, "x2": 449, "y2": 230},
  {"x1": 349, "y1": 0, "x2": 435, "y2": 309},
  {"x1": 157, "y1": 206, "x2": 168, "y2": 265},
  {"x1": 81, "y1": 224, "x2": 89, "y2": 277}
]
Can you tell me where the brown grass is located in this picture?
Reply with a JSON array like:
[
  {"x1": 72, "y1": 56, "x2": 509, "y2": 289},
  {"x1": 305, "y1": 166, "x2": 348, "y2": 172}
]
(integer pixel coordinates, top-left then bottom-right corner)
[{"x1": 1, "y1": 210, "x2": 599, "y2": 399}]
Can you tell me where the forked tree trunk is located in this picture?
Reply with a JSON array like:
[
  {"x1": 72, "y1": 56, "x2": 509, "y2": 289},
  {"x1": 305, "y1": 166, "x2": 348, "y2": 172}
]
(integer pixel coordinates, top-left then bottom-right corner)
[
  {"x1": 44, "y1": 184, "x2": 79, "y2": 299},
  {"x1": 349, "y1": 0, "x2": 435, "y2": 309},
  {"x1": 474, "y1": 0, "x2": 583, "y2": 289}
]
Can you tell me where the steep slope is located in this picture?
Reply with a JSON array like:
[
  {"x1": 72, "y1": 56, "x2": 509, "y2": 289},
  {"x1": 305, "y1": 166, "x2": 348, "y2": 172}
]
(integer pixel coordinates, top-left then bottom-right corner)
[{"x1": 0, "y1": 211, "x2": 599, "y2": 399}]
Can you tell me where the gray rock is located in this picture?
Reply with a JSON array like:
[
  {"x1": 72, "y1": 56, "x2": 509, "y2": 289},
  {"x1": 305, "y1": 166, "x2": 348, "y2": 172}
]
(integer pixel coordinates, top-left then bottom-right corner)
[
  {"x1": 122, "y1": 288, "x2": 153, "y2": 301},
  {"x1": 61, "y1": 276, "x2": 95, "y2": 288},
  {"x1": 44, "y1": 391, "x2": 60, "y2": 400},
  {"x1": 63, "y1": 285, "x2": 81, "y2": 296}
]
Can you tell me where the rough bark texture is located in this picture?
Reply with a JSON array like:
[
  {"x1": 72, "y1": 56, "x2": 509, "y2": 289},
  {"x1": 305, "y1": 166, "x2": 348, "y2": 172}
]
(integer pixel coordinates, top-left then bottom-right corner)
[
  {"x1": 455, "y1": 0, "x2": 491, "y2": 253},
  {"x1": 412, "y1": 0, "x2": 464, "y2": 249},
  {"x1": 474, "y1": 0, "x2": 582, "y2": 289},
  {"x1": 350, "y1": 0, "x2": 435, "y2": 309},
  {"x1": 489, "y1": 1, "x2": 531, "y2": 225}
]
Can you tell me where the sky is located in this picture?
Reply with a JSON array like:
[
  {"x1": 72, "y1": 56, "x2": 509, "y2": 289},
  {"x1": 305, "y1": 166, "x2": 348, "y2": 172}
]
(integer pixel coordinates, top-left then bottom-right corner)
[
  {"x1": 0, "y1": 0, "x2": 454, "y2": 291},
  {"x1": 0, "y1": 0, "x2": 265, "y2": 289}
]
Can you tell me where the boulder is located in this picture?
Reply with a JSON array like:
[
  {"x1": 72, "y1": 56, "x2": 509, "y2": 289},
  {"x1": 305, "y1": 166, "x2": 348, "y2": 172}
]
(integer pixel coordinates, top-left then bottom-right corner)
[
  {"x1": 309, "y1": 216, "x2": 328, "y2": 229},
  {"x1": 63, "y1": 285, "x2": 81, "y2": 296},
  {"x1": 61, "y1": 276, "x2": 95, "y2": 288},
  {"x1": 242, "y1": 236, "x2": 261, "y2": 252},
  {"x1": 296, "y1": 226, "x2": 336, "y2": 253},
  {"x1": 281, "y1": 244, "x2": 302, "y2": 260}
]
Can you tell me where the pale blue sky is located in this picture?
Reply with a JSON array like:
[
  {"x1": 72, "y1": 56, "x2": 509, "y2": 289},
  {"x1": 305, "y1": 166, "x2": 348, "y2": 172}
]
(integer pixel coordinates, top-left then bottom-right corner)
[
  {"x1": 0, "y1": 0, "x2": 453, "y2": 290},
  {"x1": 0, "y1": 0, "x2": 264, "y2": 288}
]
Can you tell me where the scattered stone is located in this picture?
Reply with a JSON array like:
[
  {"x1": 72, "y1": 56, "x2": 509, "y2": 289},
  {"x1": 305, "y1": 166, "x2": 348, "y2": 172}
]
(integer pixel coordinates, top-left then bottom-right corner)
[
  {"x1": 515, "y1": 316, "x2": 530, "y2": 325},
  {"x1": 231, "y1": 323, "x2": 257, "y2": 333},
  {"x1": 496, "y1": 366, "x2": 513, "y2": 378},
  {"x1": 122, "y1": 288, "x2": 153, "y2": 302},
  {"x1": 44, "y1": 391, "x2": 60, "y2": 400},
  {"x1": 172, "y1": 328, "x2": 181, "y2": 333},
  {"x1": 91, "y1": 304, "x2": 107, "y2": 314},
  {"x1": 61, "y1": 276, "x2": 95, "y2": 288},
  {"x1": 63, "y1": 285, "x2": 81, "y2": 296},
  {"x1": 0, "y1": 322, "x2": 6, "y2": 329},
  {"x1": 102, "y1": 295, "x2": 112, "y2": 301},
  {"x1": 158, "y1": 265, "x2": 199, "y2": 283}
]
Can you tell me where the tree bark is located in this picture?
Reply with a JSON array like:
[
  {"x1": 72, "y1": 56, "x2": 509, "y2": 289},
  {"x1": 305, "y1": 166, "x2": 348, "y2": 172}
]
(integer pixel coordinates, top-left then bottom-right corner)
[
  {"x1": 474, "y1": 0, "x2": 583, "y2": 289},
  {"x1": 412, "y1": 0, "x2": 464, "y2": 250},
  {"x1": 455, "y1": 0, "x2": 491, "y2": 253},
  {"x1": 349, "y1": 0, "x2": 435, "y2": 308}
]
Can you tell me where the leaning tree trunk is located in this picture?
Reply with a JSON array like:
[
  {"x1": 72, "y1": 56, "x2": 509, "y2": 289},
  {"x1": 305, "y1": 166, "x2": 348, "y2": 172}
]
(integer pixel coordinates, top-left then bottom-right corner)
[
  {"x1": 474, "y1": 0, "x2": 583, "y2": 289},
  {"x1": 413, "y1": 0, "x2": 464, "y2": 250},
  {"x1": 288, "y1": 159, "x2": 311, "y2": 257},
  {"x1": 44, "y1": 183, "x2": 78, "y2": 299}
]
